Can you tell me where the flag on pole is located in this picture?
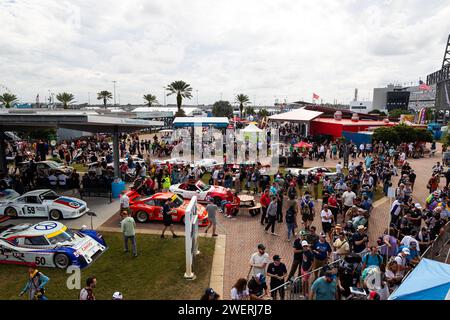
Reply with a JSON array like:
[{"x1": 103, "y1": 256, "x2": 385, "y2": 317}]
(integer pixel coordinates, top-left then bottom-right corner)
[
  {"x1": 313, "y1": 93, "x2": 320, "y2": 100},
  {"x1": 419, "y1": 83, "x2": 432, "y2": 91}
]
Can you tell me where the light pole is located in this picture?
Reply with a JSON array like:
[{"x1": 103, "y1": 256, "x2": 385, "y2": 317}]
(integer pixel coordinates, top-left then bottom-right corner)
[
  {"x1": 112, "y1": 80, "x2": 117, "y2": 106},
  {"x1": 88, "y1": 92, "x2": 91, "y2": 106}
]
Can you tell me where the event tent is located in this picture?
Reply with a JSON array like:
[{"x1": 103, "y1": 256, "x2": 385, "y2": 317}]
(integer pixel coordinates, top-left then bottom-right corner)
[
  {"x1": 388, "y1": 258, "x2": 450, "y2": 300},
  {"x1": 241, "y1": 123, "x2": 263, "y2": 133}
]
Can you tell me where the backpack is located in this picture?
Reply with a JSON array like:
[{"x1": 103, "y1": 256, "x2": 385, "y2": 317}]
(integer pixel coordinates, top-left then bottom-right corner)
[
  {"x1": 286, "y1": 206, "x2": 295, "y2": 223},
  {"x1": 364, "y1": 253, "x2": 382, "y2": 268}
]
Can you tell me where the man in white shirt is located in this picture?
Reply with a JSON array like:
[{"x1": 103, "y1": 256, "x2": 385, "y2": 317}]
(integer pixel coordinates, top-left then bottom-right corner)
[
  {"x1": 212, "y1": 168, "x2": 219, "y2": 186},
  {"x1": 394, "y1": 248, "x2": 411, "y2": 276},
  {"x1": 335, "y1": 161, "x2": 343, "y2": 179},
  {"x1": 400, "y1": 235, "x2": 420, "y2": 253},
  {"x1": 390, "y1": 199, "x2": 403, "y2": 225},
  {"x1": 120, "y1": 189, "x2": 130, "y2": 215},
  {"x1": 249, "y1": 244, "x2": 270, "y2": 277},
  {"x1": 342, "y1": 187, "x2": 356, "y2": 213}
]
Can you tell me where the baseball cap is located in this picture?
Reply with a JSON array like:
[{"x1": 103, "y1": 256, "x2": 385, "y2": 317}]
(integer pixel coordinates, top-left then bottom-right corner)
[
  {"x1": 257, "y1": 243, "x2": 266, "y2": 250},
  {"x1": 415, "y1": 203, "x2": 422, "y2": 209},
  {"x1": 301, "y1": 240, "x2": 309, "y2": 247},
  {"x1": 402, "y1": 248, "x2": 411, "y2": 255},
  {"x1": 112, "y1": 292, "x2": 123, "y2": 300},
  {"x1": 255, "y1": 273, "x2": 266, "y2": 283},
  {"x1": 205, "y1": 288, "x2": 216, "y2": 296},
  {"x1": 357, "y1": 225, "x2": 366, "y2": 231},
  {"x1": 273, "y1": 255, "x2": 281, "y2": 261}
]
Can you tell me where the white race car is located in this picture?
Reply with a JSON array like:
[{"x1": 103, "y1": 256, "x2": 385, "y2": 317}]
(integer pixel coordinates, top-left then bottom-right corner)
[
  {"x1": 169, "y1": 180, "x2": 235, "y2": 203},
  {"x1": 191, "y1": 158, "x2": 224, "y2": 172},
  {"x1": 0, "y1": 221, "x2": 107, "y2": 268},
  {"x1": 0, "y1": 189, "x2": 89, "y2": 220},
  {"x1": 287, "y1": 167, "x2": 338, "y2": 179}
]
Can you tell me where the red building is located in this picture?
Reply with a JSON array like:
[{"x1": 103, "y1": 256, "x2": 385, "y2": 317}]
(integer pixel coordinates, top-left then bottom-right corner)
[{"x1": 310, "y1": 117, "x2": 396, "y2": 139}]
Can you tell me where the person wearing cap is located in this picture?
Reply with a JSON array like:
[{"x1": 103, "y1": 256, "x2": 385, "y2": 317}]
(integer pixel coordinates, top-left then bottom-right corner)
[
  {"x1": 112, "y1": 292, "x2": 123, "y2": 300},
  {"x1": 352, "y1": 225, "x2": 369, "y2": 254},
  {"x1": 310, "y1": 270, "x2": 337, "y2": 300},
  {"x1": 394, "y1": 248, "x2": 412, "y2": 277},
  {"x1": 267, "y1": 255, "x2": 287, "y2": 300},
  {"x1": 248, "y1": 273, "x2": 270, "y2": 300},
  {"x1": 249, "y1": 244, "x2": 270, "y2": 277},
  {"x1": 312, "y1": 233, "x2": 332, "y2": 280},
  {"x1": 332, "y1": 231, "x2": 350, "y2": 260},
  {"x1": 287, "y1": 231, "x2": 305, "y2": 280},
  {"x1": 200, "y1": 288, "x2": 220, "y2": 300},
  {"x1": 301, "y1": 241, "x2": 314, "y2": 296},
  {"x1": 19, "y1": 266, "x2": 50, "y2": 300}
]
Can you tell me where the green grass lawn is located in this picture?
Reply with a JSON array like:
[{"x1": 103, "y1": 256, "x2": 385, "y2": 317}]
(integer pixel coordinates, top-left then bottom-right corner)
[{"x1": 0, "y1": 232, "x2": 215, "y2": 300}]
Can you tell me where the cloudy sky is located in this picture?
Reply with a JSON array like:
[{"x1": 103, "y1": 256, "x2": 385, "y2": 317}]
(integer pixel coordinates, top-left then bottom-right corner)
[{"x1": 1, "y1": 0, "x2": 450, "y2": 106}]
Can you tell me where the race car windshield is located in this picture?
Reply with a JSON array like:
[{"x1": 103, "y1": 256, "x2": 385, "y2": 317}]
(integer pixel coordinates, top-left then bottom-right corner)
[
  {"x1": 40, "y1": 190, "x2": 59, "y2": 200},
  {"x1": 196, "y1": 181, "x2": 210, "y2": 191},
  {"x1": 47, "y1": 161, "x2": 63, "y2": 169},
  {"x1": 170, "y1": 195, "x2": 184, "y2": 208},
  {"x1": 47, "y1": 229, "x2": 75, "y2": 245}
]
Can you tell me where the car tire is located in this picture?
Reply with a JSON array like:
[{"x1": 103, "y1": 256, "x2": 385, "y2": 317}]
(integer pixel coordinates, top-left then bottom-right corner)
[
  {"x1": 49, "y1": 209, "x2": 62, "y2": 220},
  {"x1": 4, "y1": 207, "x2": 18, "y2": 218},
  {"x1": 54, "y1": 253, "x2": 70, "y2": 269},
  {"x1": 135, "y1": 211, "x2": 148, "y2": 223}
]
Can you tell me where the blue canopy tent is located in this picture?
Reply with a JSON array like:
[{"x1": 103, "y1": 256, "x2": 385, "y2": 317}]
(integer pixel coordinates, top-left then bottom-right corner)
[
  {"x1": 173, "y1": 117, "x2": 229, "y2": 128},
  {"x1": 388, "y1": 258, "x2": 450, "y2": 300}
]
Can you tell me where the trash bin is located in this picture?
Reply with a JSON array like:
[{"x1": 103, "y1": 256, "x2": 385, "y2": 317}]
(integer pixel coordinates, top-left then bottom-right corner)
[{"x1": 111, "y1": 180, "x2": 125, "y2": 199}]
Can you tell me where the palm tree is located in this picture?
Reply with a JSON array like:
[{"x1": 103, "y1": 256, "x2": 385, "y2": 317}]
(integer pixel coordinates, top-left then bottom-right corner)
[
  {"x1": 97, "y1": 91, "x2": 113, "y2": 109},
  {"x1": 56, "y1": 92, "x2": 75, "y2": 109},
  {"x1": 143, "y1": 94, "x2": 158, "y2": 107},
  {"x1": 0, "y1": 93, "x2": 18, "y2": 108},
  {"x1": 165, "y1": 81, "x2": 193, "y2": 114},
  {"x1": 236, "y1": 94, "x2": 250, "y2": 118}
]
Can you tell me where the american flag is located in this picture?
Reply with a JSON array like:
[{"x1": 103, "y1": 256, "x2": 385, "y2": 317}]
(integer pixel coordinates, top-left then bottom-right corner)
[{"x1": 313, "y1": 93, "x2": 320, "y2": 100}]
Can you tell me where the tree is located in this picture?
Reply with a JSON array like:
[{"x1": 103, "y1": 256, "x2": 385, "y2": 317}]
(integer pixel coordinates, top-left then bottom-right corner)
[
  {"x1": 373, "y1": 124, "x2": 433, "y2": 144},
  {"x1": 258, "y1": 108, "x2": 269, "y2": 118},
  {"x1": 143, "y1": 94, "x2": 158, "y2": 107},
  {"x1": 165, "y1": 80, "x2": 193, "y2": 114},
  {"x1": 368, "y1": 109, "x2": 386, "y2": 116},
  {"x1": 388, "y1": 108, "x2": 411, "y2": 120},
  {"x1": 56, "y1": 92, "x2": 75, "y2": 109},
  {"x1": 212, "y1": 100, "x2": 233, "y2": 118},
  {"x1": 97, "y1": 91, "x2": 113, "y2": 109},
  {"x1": 245, "y1": 106, "x2": 256, "y2": 117},
  {"x1": 235, "y1": 94, "x2": 250, "y2": 118},
  {"x1": 0, "y1": 93, "x2": 18, "y2": 108}
]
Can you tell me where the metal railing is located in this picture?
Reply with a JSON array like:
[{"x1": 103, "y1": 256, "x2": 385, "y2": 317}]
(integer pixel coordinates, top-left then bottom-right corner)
[{"x1": 261, "y1": 245, "x2": 387, "y2": 300}]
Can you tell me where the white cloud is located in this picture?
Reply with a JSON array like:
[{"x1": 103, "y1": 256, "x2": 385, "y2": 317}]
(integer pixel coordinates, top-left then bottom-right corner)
[{"x1": 0, "y1": 0, "x2": 449, "y2": 106}]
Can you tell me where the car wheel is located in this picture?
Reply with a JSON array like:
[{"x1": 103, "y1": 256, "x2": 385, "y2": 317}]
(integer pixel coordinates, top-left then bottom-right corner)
[
  {"x1": 54, "y1": 253, "x2": 70, "y2": 269},
  {"x1": 5, "y1": 207, "x2": 18, "y2": 218},
  {"x1": 49, "y1": 209, "x2": 62, "y2": 220},
  {"x1": 135, "y1": 211, "x2": 148, "y2": 223}
]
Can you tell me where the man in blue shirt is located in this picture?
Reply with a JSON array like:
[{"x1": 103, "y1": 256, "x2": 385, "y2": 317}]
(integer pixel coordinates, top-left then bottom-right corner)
[
  {"x1": 310, "y1": 270, "x2": 337, "y2": 300},
  {"x1": 312, "y1": 233, "x2": 332, "y2": 279},
  {"x1": 362, "y1": 246, "x2": 383, "y2": 271},
  {"x1": 19, "y1": 266, "x2": 50, "y2": 300}
]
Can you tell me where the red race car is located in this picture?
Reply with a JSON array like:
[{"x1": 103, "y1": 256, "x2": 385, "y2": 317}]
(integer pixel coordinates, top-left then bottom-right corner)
[{"x1": 126, "y1": 191, "x2": 209, "y2": 226}]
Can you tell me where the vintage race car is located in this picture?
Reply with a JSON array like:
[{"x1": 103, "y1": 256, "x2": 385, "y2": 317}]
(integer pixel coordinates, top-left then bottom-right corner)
[
  {"x1": 0, "y1": 221, "x2": 107, "y2": 268},
  {"x1": 287, "y1": 167, "x2": 338, "y2": 179},
  {"x1": 126, "y1": 191, "x2": 209, "y2": 226},
  {"x1": 18, "y1": 160, "x2": 74, "y2": 175},
  {"x1": 0, "y1": 189, "x2": 89, "y2": 220},
  {"x1": 169, "y1": 180, "x2": 235, "y2": 204},
  {"x1": 191, "y1": 158, "x2": 224, "y2": 172}
]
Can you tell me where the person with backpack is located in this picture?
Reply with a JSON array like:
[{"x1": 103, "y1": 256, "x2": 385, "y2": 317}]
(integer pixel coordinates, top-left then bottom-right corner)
[
  {"x1": 300, "y1": 192, "x2": 315, "y2": 230},
  {"x1": 19, "y1": 266, "x2": 50, "y2": 300},
  {"x1": 285, "y1": 198, "x2": 298, "y2": 242},
  {"x1": 362, "y1": 246, "x2": 384, "y2": 271}
]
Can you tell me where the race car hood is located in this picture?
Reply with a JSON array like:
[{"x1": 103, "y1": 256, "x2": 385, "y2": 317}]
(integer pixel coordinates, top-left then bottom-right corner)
[
  {"x1": 50, "y1": 197, "x2": 87, "y2": 210},
  {"x1": 71, "y1": 235, "x2": 106, "y2": 264}
]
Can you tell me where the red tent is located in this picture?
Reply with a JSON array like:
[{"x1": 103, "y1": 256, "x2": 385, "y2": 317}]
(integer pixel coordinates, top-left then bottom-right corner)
[{"x1": 294, "y1": 141, "x2": 312, "y2": 148}]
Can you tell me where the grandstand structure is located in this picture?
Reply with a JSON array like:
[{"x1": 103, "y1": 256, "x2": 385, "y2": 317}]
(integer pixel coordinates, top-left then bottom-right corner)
[{"x1": 427, "y1": 34, "x2": 450, "y2": 110}]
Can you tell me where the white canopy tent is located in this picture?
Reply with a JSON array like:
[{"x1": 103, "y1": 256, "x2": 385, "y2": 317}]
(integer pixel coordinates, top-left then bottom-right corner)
[
  {"x1": 268, "y1": 107, "x2": 323, "y2": 136},
  {"x1": 241, "y1": 123, "x2": 263, "y2": 133}
]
